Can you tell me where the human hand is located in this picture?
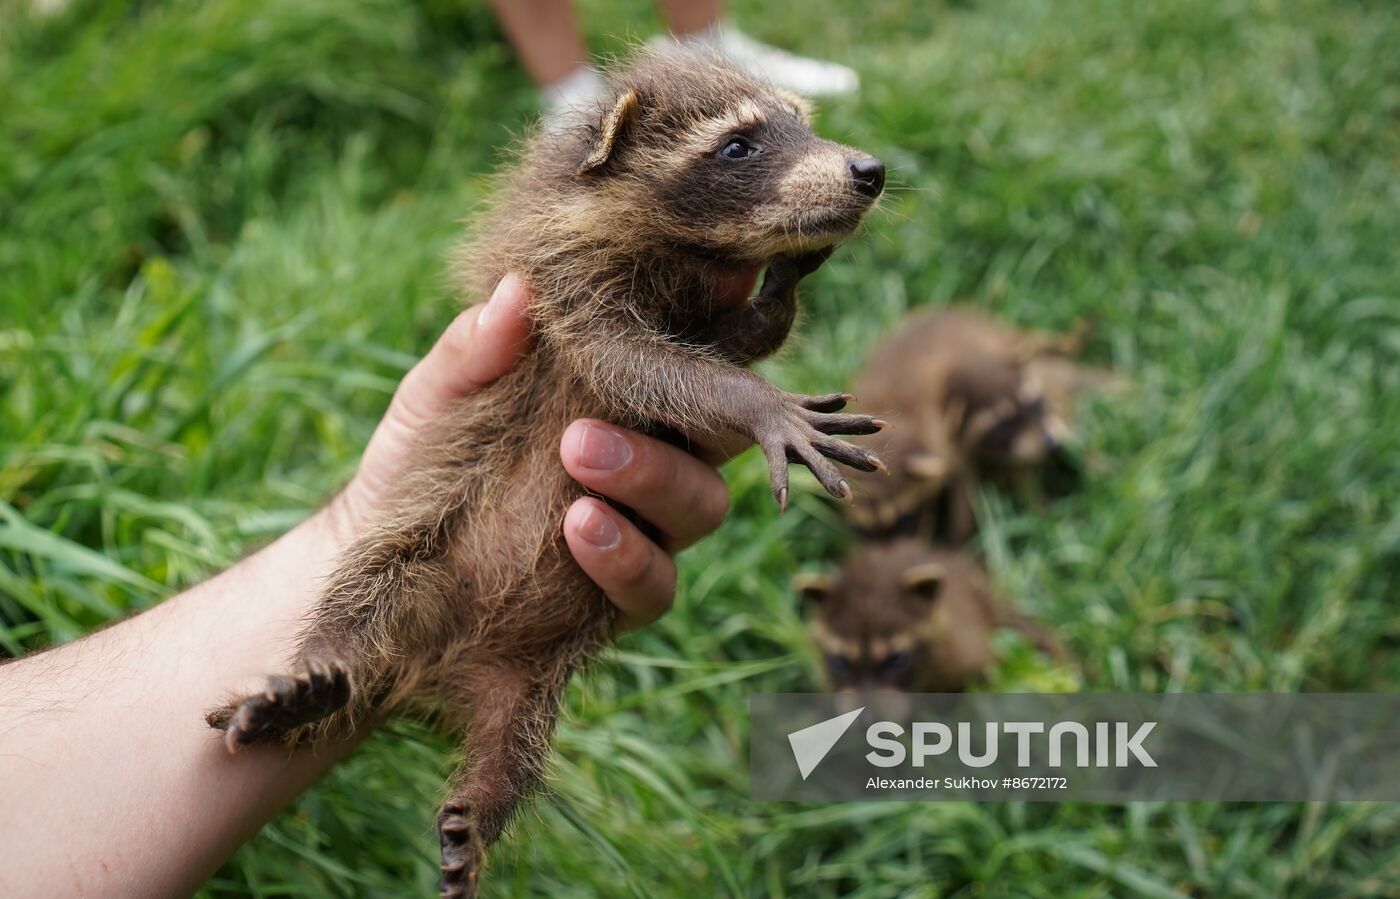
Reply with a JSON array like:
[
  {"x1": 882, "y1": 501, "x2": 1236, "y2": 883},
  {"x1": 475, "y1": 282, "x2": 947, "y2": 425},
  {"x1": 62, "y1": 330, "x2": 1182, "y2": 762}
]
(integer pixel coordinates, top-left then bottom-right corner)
[{"x1": 334, "y1": 274, "x2": 730, "y2": 630}]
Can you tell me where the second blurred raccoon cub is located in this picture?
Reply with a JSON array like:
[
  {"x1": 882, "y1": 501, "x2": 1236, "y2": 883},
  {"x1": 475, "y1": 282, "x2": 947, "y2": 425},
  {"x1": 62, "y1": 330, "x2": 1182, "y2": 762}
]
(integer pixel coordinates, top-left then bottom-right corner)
[
  {"x1": 849, "y1": 307, "x2": 1117, "y2": 542},
  {"x1": 796, "y1": 538, "x2": 1063, "y2": 692}
]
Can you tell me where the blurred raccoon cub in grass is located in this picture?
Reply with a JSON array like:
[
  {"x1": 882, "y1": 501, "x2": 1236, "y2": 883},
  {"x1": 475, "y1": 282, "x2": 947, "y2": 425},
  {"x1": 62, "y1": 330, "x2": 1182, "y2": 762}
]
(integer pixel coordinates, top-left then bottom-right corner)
[
  {"x1": 794, "y1": 308, "x2": 1112, "y2": 693},
  {"x1": 848, "y1": 307, "x2": 1121, "y2": 543},
  {"x1": 797, "y1": 538, "x2": 1065, "y2": 692},
  {"x1": 206, "y1": 52, "x2": 886, "y2": 898}
]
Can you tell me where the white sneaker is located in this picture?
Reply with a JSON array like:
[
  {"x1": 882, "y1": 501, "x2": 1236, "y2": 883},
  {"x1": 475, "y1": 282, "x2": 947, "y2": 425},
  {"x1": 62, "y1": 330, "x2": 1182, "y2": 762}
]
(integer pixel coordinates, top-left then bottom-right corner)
[
  {"x1": 651, "y1": 21, "x2": 859, "y2": 98},
  {"x1": 29, "y1": 0, "x2": 72, "y2": 17},
  {"x1": 540, "y1": 66, "x2": 609, "y2": 131}
]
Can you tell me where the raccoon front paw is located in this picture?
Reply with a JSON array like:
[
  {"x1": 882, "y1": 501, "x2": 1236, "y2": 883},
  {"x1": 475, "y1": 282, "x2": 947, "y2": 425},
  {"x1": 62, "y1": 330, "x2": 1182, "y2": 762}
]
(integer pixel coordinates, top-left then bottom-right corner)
[
  {"x1": 753, "y1": 391, "x2": 885, "y2": 510},
  {"x1": 208, "y1": 657, "x2": 351, "y2": 753}
]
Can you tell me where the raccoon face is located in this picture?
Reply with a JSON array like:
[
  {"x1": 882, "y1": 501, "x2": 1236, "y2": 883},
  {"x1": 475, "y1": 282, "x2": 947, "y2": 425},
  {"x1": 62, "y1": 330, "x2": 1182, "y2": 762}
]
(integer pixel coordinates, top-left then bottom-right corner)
[
  {"x1": 666, "y1": 93, "x2": 883, "y2": 262},
  {"x1": 798, "y1": 560, "x2": 947, "y2": 692},
  {"x1": 964, "y1": 392, "x2": 1065, "y2": 464},
  {"x1": 946, "y1": 358, "x2": 1069, "y2": 466},
  {"x1": 710, "y1": 104, "x2": 884, "y2": 259},
  {"x1": 573, "y1": 54, "x2": 883, "y2": 266}
]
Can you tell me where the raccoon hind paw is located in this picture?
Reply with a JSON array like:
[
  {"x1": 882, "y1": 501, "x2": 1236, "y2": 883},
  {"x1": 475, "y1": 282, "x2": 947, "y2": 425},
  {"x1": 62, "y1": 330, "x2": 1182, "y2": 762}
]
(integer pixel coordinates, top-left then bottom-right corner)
[
  {"x1": 210, "y1": 657, "x2": 351, "y2": 753},
  {"x1": 438, "y1": 799, "x2": 487, "y2": 899}
]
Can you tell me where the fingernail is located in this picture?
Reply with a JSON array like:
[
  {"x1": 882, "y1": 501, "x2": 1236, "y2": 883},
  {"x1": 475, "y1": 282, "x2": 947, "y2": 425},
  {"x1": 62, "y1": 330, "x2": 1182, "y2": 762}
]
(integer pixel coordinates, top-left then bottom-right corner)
[
  {"x1": 483, "y1": 273, "x2": 528, "y2": 330},
  {"x1": 477, "y1": 295, "x2": 498, "y2": 329},
  {"x1": 576, "y1": 423, "x2": 632, "y2": 471},
  {"x1": 577, "y1": 503, "x2": 621, "y2": 550}
]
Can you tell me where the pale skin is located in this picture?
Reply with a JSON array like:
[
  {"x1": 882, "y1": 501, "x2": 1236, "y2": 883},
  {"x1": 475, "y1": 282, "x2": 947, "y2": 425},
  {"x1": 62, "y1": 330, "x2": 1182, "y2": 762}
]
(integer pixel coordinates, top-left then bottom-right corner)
[
  {"x1": 488, "y1": 0, "x2": 723, "y2": 86},
  {"x1": 0, "y1": 274, "x2": 731, "y2": 899}
]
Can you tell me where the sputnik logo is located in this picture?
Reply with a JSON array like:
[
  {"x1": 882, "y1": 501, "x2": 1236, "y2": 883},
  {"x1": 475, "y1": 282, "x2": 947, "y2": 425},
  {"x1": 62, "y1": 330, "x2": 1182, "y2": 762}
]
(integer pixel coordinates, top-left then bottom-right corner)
[{"x1": 787, "y1": 707, "x2": 864, "y2": 780}]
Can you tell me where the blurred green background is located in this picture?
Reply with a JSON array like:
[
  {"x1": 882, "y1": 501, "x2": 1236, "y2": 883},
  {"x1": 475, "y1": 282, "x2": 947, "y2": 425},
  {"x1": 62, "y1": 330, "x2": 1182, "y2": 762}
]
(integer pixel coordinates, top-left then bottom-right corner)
[{"x1": 4, "y1": 0, "x2": 1400, "y2": 895}]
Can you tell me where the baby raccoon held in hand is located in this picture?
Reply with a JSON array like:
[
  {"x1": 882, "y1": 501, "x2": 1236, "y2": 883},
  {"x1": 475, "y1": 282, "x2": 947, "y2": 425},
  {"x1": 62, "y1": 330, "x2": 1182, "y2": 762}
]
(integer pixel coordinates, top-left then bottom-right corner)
[
  {"x1": 796, "y1": 538, "x2": 1064, "y2": 692},
  {"x1": 206, "y1": 52, "x2": 885, "y2": 899}
]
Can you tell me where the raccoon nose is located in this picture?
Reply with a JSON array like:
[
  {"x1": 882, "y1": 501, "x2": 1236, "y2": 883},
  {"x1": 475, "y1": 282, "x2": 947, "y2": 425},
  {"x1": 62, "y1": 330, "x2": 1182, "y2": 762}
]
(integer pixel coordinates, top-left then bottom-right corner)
[{"x1": 849, "y1": 156, "x2": 886, "y2": 198}]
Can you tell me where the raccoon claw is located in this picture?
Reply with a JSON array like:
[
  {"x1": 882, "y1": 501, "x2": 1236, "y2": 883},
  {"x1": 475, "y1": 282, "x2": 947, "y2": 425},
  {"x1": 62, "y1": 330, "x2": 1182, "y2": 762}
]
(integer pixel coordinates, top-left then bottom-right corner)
[
  {"x1": 804, "y1": 411, "x2": 884, "y2": 436},
  {"x1": 809, "y1": 433, "x2": 883, "y2": 473},
  {"x1": 438, "y1": 800, "x2": 485, "y2": 899},
  {"x1": 754, "y1": 393, "x2": 883, "y2": 505},
  {"x1": 212, "y1": 657, "x2": 351, "y2": 751},
  {"x1": 797, "y1": 392, "x2": 855, "y2": 414}
]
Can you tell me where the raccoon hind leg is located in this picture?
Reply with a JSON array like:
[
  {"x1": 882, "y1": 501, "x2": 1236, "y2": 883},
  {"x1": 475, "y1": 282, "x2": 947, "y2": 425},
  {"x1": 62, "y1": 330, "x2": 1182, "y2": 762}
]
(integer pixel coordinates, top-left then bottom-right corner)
[
  {"x1": 207, "y1": 509, "x2": 466, "y2": 750},
  {"x1": 437, "y1": 648, "x2": 588, "y2": 899}
]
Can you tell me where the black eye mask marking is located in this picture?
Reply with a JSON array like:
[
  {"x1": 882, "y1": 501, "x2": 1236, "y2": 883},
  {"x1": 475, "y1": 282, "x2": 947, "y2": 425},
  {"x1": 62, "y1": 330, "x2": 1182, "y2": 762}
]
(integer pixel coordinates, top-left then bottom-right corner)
[
  {"x1": 825, "y1": 653, "x2": 853, "y2": 679},
  {"x1": 882, "y1": 652, "x2": 914, "y2": 674}
]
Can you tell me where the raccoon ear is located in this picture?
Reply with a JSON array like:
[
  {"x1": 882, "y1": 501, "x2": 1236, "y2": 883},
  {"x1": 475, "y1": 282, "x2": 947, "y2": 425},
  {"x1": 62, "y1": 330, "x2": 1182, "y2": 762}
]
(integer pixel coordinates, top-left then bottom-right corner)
[
  {"x1": 792, "y1": 573, "x2": 833, "y2": 607},
  {"x1": 900, "y1": 562, "x2": 946, "y2": 602},
  {"x1": 578, "y1": 89, "x2": 640, "y2": 175}
]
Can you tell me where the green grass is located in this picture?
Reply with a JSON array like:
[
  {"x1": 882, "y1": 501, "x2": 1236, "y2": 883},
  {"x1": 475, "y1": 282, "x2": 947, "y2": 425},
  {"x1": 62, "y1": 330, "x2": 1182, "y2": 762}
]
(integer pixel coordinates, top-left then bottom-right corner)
[{"x1": 5, "y1": 0, "x2": 1400, "y2": 895}]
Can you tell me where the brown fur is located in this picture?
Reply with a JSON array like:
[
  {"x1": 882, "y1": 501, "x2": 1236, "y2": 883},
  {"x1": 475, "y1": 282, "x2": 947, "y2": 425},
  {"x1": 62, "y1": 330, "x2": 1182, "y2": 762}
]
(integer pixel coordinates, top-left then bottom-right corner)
[
  {"x1": 797, "y1": 538, "x2": 1064, "y2": 692},
  {"x1": 206, "y1": 51, "x2": 886, "y2": 898},
  {"x1": 847, "y1": 307, "x2": 1114, "y2": 542}
]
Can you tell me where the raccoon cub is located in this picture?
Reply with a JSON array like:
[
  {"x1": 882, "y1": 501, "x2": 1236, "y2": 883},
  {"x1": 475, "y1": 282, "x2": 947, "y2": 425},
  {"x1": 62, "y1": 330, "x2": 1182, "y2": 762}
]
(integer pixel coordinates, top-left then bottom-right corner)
[
  {"x1": 797, "y1": 538, "x2": 1064, "y2": 692},
  {"x1": 207, "y1": 52, "x2": 886, "y2": 898},
  {"x1": 848, "y1": 307, "x2": 1112, "y2": 542}
]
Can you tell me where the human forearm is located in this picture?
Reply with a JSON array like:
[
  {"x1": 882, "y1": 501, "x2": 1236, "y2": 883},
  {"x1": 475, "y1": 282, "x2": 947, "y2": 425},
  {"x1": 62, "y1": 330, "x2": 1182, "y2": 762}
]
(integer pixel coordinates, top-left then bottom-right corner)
[
  {"x1": 0, "y1": 277, "x2": 734, "y2": 898},
  {"x1": 0, "y1": 509, "x2": 358, "y2": 899}
]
